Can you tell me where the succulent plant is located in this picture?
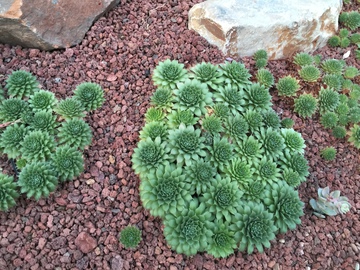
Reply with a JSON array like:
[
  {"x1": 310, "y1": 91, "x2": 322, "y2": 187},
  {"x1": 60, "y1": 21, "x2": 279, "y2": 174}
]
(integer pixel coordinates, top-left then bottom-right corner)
[
  {"x1": 321, "y1": 59, "x2": 344, "y2": 75},
  {"x1": 145, "y1": 107, "x2": 165, "y2": 123},
  {"x1": 320, "y1": 111, "x2": 338, "y2": 129},
  {"x1": 139, "y1": 164, "x2": 191, "y2": 218},
  {"x1": 243, "y1": 109, "x2": 264, "y2": 131},
  {"x1": 332, "y1": 126, "x2": 347, "y2": 139},
  {"x1": 51, "y1": 145, "x2": 84, "y2": 181},
  {"x1": 254, "y1": 127, "x2": 285, "y2": 159},
  {"x1": 282, "y1": 168, "x2": 302, "y2": 187},
  {"x1": 280, "y1": 150, "x2": 309, "y2": 181},
  {"x1": 320, "y1": 147, "x2": 336, "y2": 161},
  {"x1": 256, "y1": 69, "x2": 274, "y2": 88},
  {"x1": 294, "y1": 94, "x2": 318, "y2": 118},
  {"x1": 190, "y1": 62, "x2": 224, "y2": 89},
  {"x1": 348, "y1": 124, "x2": 360, "y2": 148},
  {"x1": 139, "y1": 121, "x2": 168, "y2": 141},
  {"x1": 327, "y1": 36, "x2": 340, "y2": 47},
  {"x1": 212, "y1": 103, "x2": 230, "y2": 119},
  {"x1": 339, "y1": 28, "x2": 349, "y2": 39},
  {"x1": 276, "y1": 75, "x2": 300, "y2": 97},
  {"x1": 343, "y1": 11, "x2": 360, "y2": 30},
  {"x1": 206, "y1": 221, "x2": 237, "y2": 258},
  {"x1": 54, "y1": 97, "x2": 85, "y2": 120},
  {"x1": 241, "y1": 179, "x2": 266, "y2": 202},
  {"x1": 28, "y1": 90, "x2": 58, "y2": 112},
  {"x1": 0, "y1": 173, "x2": 19, "y2": 211},
  {"x1": 243, "y1": 83, "x2": 272, "y2": 111},
  {"x1": 5, "y1": 70, "x2": 39, "y2": 98},
  {"x1": 58, "y1": 118, "x2": 92, "y2": 149},
  {"x1": 262, "y1": 181, "x2": 304, "y2": 233},
  {"x1": 219, "y1": 61, "x2": 252, "y2": 88},
  {"x1": 293, "y1": 52, "x2": 314, "y2": 67},
  {"x1": 342, "y1": 79, "x2": 353, "y2": 91},
  {"x1": 21, "y1": 130, "x2": 56, "y2": 162},
  {"x1": 348, "y1": 107, "x2": 360, "y2": 124},
  {"x1": 185, "y1": 159, "x2": 217, "y2": 194},
  {"x1": 255, "y1": 58, "x2": 268, "y2": 69},
  {"x1": 322, "y1": 74, "x2": 342, "y2": 91},
  {"x1": 347, "y1": 98, "x2": 358, "y2": 108},
  {"x1": 281, "y1": 128, "x2": 306, "y2": 154},
  {"x1": 0, "y1": 123, "x2": 28, "y2": 159},
  {"x1": 225, "y1": 158, "x2": 254, "y2": 188},
  {"x1": 253, "y1": 49, "x2": 268, "y2": 61},
  {"x1": 350, "y1": 33, "x2": 360, "y2": 44},
  {"x1": 150, "y1": 87, "x2": 173, "y2": 110},
  {"x1": 152, "y1": 59, "x2": 188, "y2": 89},
  {"x1": 344, "y1": 66, "x2": 359, "y2": 79},
  {"x1": 119, "y1": 226, "x2": 142, "y2": 249},
  {"x1": 318, "y1": 87, "x2": 339, "y2": 113},
  {"x1": 214, "y1": 85, "x2": 245, "y2": 115},
  {"x1": 338, "y1": 114, "x2": 349, "y2": 126},
  {"x1": 230, "y1": 201, "x2": 277, "y2": 254},
  {"x1": 163, "y1": 200, "x2": 213, "y2": 256},
  {"x1": 207, "y1": 136, "x2": 234, "y2": 171},
  {"x1": 29, "y1": 110, "x2": 58, "y2": 134},
  {"x1": 224, "y1": 115, "x2": 249, "y2": 140},
  {"x1": 309, "y1": 186, "x2": 351, "y2": 218},
  {"x1": 0, "y1": 98, "x2": 28, "y2": 122},
  {"x1": 262, "y1": 110, "x2": 280, "y2": 129},
  {"x1": 202, "y1": 115, "x2": 223, "y2": 134},
  {"x1": 253, "y1": 156, "x2": 281, "y2": 184},
  {"x1": 236, "y1": 135, "x2": 263, "y2": 160},
  {"x1": 281, "y1": 118, "x2": 294, "y2": 128},
  {"x1": 73, "y1": 82, "x2": 105, "y2": 111},
  {"x1": 298, "y1": 65, "x2": 321, "y2": 82},
  {"x1": 17, "y1": 161, "x2": 58, "y2": 200},
  {"x1": 167, "y1": 109, "x2": 198, "y2": 128}
]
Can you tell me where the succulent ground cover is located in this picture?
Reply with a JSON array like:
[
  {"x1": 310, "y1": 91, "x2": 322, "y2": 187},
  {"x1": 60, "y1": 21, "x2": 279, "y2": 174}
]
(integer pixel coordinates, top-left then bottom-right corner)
[{"x1": 0, "y1": 0, "x2": 359, "y2": 269}]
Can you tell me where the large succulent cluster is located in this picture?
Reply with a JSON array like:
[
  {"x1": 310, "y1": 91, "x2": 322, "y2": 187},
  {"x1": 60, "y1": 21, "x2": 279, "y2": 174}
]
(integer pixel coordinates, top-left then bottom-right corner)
[
  {"x1": 132, "y1": 60, "x2": 309, "y2": 257},
  {"x1": 0, "y1": 71, "x2": 105, "y2": 207}
]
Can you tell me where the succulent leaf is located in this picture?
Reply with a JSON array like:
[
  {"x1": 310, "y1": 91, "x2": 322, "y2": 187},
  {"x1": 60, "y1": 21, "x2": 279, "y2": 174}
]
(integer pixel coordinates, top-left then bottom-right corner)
[
  {"x1": 5, "y1": 70, "x2": 39, "y2": 98},
  {"x1": 0, "y1": 173, "x2": 19, "y2": 211},
  {"x1": 21, "y1": 130, "x2": 56, "y2": 162},
  {"x1": 152, "y1": 59, "x2": 188, "y2": 89},
  {"x1": 74, "y1": 82, "x2": 105, "y2": 111},
  {"x1": 28, "y1": 90, "x2": 58, "y2": 112},
  {"x1": 54, "y1": 97, "x2": 85, "y2": 119}
]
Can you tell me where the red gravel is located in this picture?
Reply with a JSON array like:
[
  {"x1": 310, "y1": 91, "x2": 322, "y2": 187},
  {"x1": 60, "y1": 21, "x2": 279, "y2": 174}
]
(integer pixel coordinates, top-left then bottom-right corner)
[{"x1": 0, "y1": 0, "x2": 360, "y2": 269}]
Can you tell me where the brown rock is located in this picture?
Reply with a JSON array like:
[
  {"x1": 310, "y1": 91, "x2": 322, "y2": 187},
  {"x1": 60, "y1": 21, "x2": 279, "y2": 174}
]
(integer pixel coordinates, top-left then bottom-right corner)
[
  {"x1": 111, "y1": 255, "x2": 124, "y2": 270},
  {"x1": 0, "y1": 0, "x2": 120, "y2": 50},
  {"x1": 75, "y1": 232, "x2": 97, "y2": 254}
]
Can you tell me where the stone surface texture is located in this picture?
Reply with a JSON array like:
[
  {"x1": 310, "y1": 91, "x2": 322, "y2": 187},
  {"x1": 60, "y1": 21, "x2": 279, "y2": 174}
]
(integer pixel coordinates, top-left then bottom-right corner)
[
  {"x1": 188, "y1": 0, "x2": 343, "y2": 60},
  {"x1": 0, "y1": 0, "x2": 120, "y2": 50},
  {"x1": 74, "y1": 232, "x2": 97, "y2": 254}
]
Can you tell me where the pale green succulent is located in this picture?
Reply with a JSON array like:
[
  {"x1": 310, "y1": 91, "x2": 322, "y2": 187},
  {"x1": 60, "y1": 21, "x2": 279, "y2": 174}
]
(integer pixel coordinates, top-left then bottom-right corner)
[
  {"x1": 206, "y1": 221, "x2": 237, "y2": 258},
  {"x1": 281, "y1": 128, "x2": 306, "y2": 154},
  {"x1": 119, "y1": 226, "x2": 142, "y2": 249},
  {"x1": 167, "y1": 109, "x2": 198, "y2": 128},
  {"x1": 5, "y1": 70, "x2": 39, "y2": 98},
  {"x1": 54, "y1": 97, "x2": 85, "y2": 120},
  {"x1": 219, "y1": 61, "x2": 252, "y2": 89},
  {"x1": 318, "y1": 87, "x2": 339, "y2": 113},
  {"x1": 214, "y1": 85, "x2": 245, "y2": 115},
  {"x1": 348, "y1": 124, "x2": 360, "y2": 148},
  {"x1": 294, "y1": 94, "x2": 318, "y2": 118},
  {"x1": 0, "y1": 173, "x2": 19, "y2": 211},
  {"x1": 190, "y1": 62, "x2": 224, "y2": 89},
  {"x1": 256, "y1": 69, "x2": 274, "y2": 88},
  {"x1": 298, "y1": 65, "x2": 321, "y2": 82},
  {"x1": 150, "y1": 87, "x2": 173, "y2": 110},
  {"x1": 243, "y1": 83, "x2": 272, "y2": 111},
  {"x1": 74, "y1": 82, "x2": 105, "y2": 111},
  {"x1": 321, "y1": 59, "x2": 344, "y2": 75},
  {"x1": 276, "y1": 76, "x2": 300, "y2": 97},
  {"x1": 0, "y1": 123, "x2": 28, "y2": 159},
  {"x1": 293, "y1": 52, "x2": 314, "y2": 67},
  {"x1": 145, "y1": 107, "x2": 165, "y2": 122},
  {"x1": 28, "y1": 90, "x2": 58, "y2": 112},
  {"x1": 152, "y1": 59, "x2": 188, "y2": 89}
]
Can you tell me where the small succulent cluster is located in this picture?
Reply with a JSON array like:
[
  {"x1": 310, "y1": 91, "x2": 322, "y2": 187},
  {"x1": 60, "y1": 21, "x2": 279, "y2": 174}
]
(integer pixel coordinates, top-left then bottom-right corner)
[
  {"x1": 132, "y1": 60, "x2": 309, "y2": 257},
  {"x1": 329, "y1": 10, "x2": 360, "y2": 48},
  {"x1": 253, "y1": 49, "x2": 269, "y2": 69},
  {"x1": 310, "y1": 186, "x2": 351, "y2": 218},
  {"x1": 119, "y1": 226, "x2": 142, "y2": 249},
  {"x1": 320, "y1": 147, "x2": 337, "y2": 161},
  {"x1": 0, "y1": 70, "x2": 104, "y2": 209}
]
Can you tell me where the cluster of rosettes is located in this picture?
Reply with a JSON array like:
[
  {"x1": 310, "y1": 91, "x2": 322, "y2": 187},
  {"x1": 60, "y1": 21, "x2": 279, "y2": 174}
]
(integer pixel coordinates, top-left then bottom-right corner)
[
  {"x1": 132, "y1": 60, "x2": 309, "y2": 257},
  {"x1": 0, "y1": 71, "x2": 105, "y2": 208}
]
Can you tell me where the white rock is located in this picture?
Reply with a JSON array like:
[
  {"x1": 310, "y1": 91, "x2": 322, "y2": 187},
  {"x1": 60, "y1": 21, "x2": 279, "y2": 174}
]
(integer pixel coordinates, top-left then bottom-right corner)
[{"x1": 189, "y1": 0, "x2": 343, "y2": 60}]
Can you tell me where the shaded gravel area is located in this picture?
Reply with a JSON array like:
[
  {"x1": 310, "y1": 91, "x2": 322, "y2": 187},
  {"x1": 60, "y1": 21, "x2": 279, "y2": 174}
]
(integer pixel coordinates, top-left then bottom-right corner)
[{"x1": 0, "y1": 0, "x2": 360, "y2": 269}]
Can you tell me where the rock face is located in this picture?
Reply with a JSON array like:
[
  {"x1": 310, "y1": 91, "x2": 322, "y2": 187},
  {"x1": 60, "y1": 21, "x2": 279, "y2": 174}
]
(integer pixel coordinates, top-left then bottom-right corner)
[
  {"x1": 188, "y1": 0, "x2": 343, "y2": 60},
  {"x1": 0, "y1": 0, "x2": 120, "y2": 50},
  {"x1": 75, "y1": 232, "x2": 97, "y2": 254}
]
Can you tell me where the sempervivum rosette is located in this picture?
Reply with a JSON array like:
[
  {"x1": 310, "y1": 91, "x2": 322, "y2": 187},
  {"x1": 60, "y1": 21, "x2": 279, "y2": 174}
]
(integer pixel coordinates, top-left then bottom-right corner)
[
  {"x1": 0, "y1": 123, "x2": 28, "y2": 159},
  {"x1": 0, "y1": 173, "x2": 19, "y2": 211},
  {"x1": 206, "y1": 221, "x2": 237, "y2": 258},
  {"x1": 219, "y1": 61, "x2": 252, "y2": 89},
  {"x1": 54, "y1": 97, "x2": 85, "y2": 120},
  {"x1": 57, "y1": 118, "x2": 92, "y2": 149},
  {"x1": 152, "y1": 59, "x2": 188, "y2": 89},
  {"x1": 21, "y1": 130, "x2": 56, "y2": 162},
  {"x1": 5, "y1": 70, "x2": 39, "y2": 98},
  {"x1": 74, "y1": 82, "x2": 105, "y2": 111},
  {"x1": 190, "y1": 62, "x2": 224, "y2": 90},
  {"x1": 0, "y1": 98, "x2": 28, "y2": 122},
  {"x1": 28, "y1": 90, "x2": 58, "y2": 112}
]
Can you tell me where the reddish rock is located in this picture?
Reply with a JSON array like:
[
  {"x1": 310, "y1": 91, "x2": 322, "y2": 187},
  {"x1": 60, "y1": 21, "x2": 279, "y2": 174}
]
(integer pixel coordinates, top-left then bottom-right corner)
[
  {"x1": 111, "y1": 255, "x2": 124, "y2": 270},
  {"x1": 75, "y1": 232, "x2": 97, "y2": 254}
]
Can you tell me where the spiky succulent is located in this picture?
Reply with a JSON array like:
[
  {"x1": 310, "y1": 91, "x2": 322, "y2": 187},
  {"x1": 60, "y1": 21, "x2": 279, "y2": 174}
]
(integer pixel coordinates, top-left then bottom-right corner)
[
  {"x1": 298, "y1": 65, "x2": 321, "y2": 82},
  {"x1": 350, "y1": 87, "x2": 360, "y2": 100},
  {"x1": 294, "y1": 94, "x2": 317, "y2": 118},
  {"x1": 225, "y1": 158, "x2": 253, "y2": 188},
  {"x1": 236, "y1": 135, "x2": 262, "y2": 160},
  {"x1": 262, "y1": 181, "x2": 304, "y2": 233},
  {"x1": 262, "y1": 110, "x2": 280, "y2": 129},
  {"x1": 185, "y1": 159, "x2": 217, "y2": 194},
  {"x1": 5, "y1": 70, "x2": 39, "y2": 98},
  {"x1": 320, "y1": 147, "x2": 336, "y2": 161},
  {"x1": 73, "y1": 82, "x2": 105, "y2": 111},
  {"x1": 243, "y1": 83, "x2": 272, "y2": 110},
  {"x1": 206, "y1": 221, "x2": 237, "y2": 258},
  {"x1": 253, "y1": 49, "x2": 268, "y2": 61},
  {"x1": 202, "y1": 115, "x2": 223, "y2": 134},
  {"x1": 119, "y1": 226, "x2": 142, "y2": 249},
  {"x1": 254, "y1": 127, "x2": 285, "y2": 158},
  {"x1": 207, "y1": 136, "x2": 234, "y2": 170},
  {"x1": 51, "y1": 145, "x2": 84, "y2": 181},
  {"x1": 231, "y1": 202, "x2": 277, "y2": 254},
  {"x1": 338, "y1": 114, "x2": 349, "y2": 126},
  {"x1": 29, "y1": 110, "x2": 57, "y2": 134},
  {"x1": 281, "y1": 128, "x2": 305, "y2": 154},
  {"x1": 57, "y1": 118, "x2": 92, "y2": 149},
  {"x1": 320, "y1": 112, "x2": 338, "y2": 129},
  {"x1": 152, "y1": 59, "x2": 188, "y2": 89},
  {"x1": 241, "y1": 179, "x2": 266, "y2": 202},
  {"x1": 322, "y1": 74, "x2": 342, "y2": 92},
  {"x1": 173, "y1": 79, "x2": 213, "y2": 116},
  {"x1": 219, "y1": 61, "x2": 252, "y2": 88},
  {"x1": 139, "y1": 164, "x2": 191, "y2": 218},
  {"x1": 343, "y1": 11, "x2": 360, "y2": 30},
  {"x1": 348, "y1": 124, "x2": 360, "y2": 148},
  {"x1": 139, "y1": 121, "x2": 168, "y2": 141},
  {"x1": 201, "y1": 176, "x2": 243, "y2": 222},
  {"x1": 224, "y1": 115, "x2": 249, "y2": 140},
  {"x1": 342, "y1": 79, "x2": 353, "y2": 91},
  {"x1": 212, "y1": 103, "x2": 230, "y2": 119},
  {"x1": 150, "y1": 87, "x2": 173, "y2": 110},
  {"x1": 190, "y1": 62, "x2": 224, "y2": 89},
  {"x1": 145, "y1": 107, "x2": 165, "y2": 122},
  {"x1": 54, "y1": 97, "x2": 85, "y2": 119},
  {"x1": 327, "y1": 36, "x2": 340, "y2": 47},
  {"x1": 348, "y1": 107, "x2": 360, "y2": 124},
  {"x1": 281, "y1": 118, "x2": 294, "y2": 128},
  {"x1": 28, "y1": 90, "x2": 57, "y2": 112},
  {"x1": 214, "y1": 85, "x2": 245, "y2": 115},
  {"x1": 276, "y1": 75, "x2": 300, "y2": 97},
  {"x1": 321, "y1": 59, "x2": 344, "y2": 75},
  {"x1": 282, "y1": 168, "x2": 302, "y2": 187},
  {"x1": 339, "y1": 28, "x2": 349, "y2": 39},
  {"x1": 0, "y1": 123, "x2": 28, "y2": 159},
  {"x1": 253, "y1": 156, "x2": 281, "y2": 184},
  {"x1": 344, "y1": 66, "x2": 359, "y2": 79},
  {"x1": 256, "y1": 69, "x2": 274, "y2": 88},
  {"x1": 280, "y1": 150, "x2": 309, "y2": 181},
  {"x1": 0, "y1": 98, "x2": 28, "y2": 122},
  {"x1": 131, "y1": 137, "x2": 169, "y2": 175},
  {"x1": 340, "y1": 37, "x2": 351, "y2": 48},
  {"x1": 163, "y1": 200, "x2": 213, "y2": 256},
  {"x1": 21, "y1": 131, "x2": 56, "y2": 162},
  {"x1": 332, "y1": 126, "x2": 347, "y2": 139},
  {"x1": 350, "y1": 33, "x2": 360, "y2": 44},
  {"x1": 255, "y1": 58, "x2": 268, "y2": 69},
  {"x1": 243, "y1": 109, "x2": 264, "y2": 131},
  {"x1": 293, "y1": 52, "x2": 314, "y2": 67},
  {"x1": 167, "y1": 109, "x2": 198, "y2": 128},
  {"x1": 0, "y1": 174, "x2": 19, "y2": 211},
  {"x1": 17, "y1": 162, "x2": 58, "y2": 200}
]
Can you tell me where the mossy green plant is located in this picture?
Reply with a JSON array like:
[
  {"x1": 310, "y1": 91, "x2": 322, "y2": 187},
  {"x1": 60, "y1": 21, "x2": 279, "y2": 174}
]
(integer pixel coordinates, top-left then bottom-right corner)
[
  {"x1": 298, "y1": 65, "x2": 321, "y2": 82},
  {"x1": 294, "y1": 94, "x2": 318, "y2": 118},
  {"x1": 119, "y1": 226, "x2": 142, "y2": 249},
  {"x1": 320, "y1": 147, "x2": 337, "y2": 161}
]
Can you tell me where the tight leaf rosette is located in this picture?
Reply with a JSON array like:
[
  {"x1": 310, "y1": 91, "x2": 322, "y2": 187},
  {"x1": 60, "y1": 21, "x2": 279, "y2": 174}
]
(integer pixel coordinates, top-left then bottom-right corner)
[
  {"x1": 150, "y1": 87, "x2": 173, "y2": 110},
  {"x1": 167, "y1": 109, "x2": 198, "y2": 128},
  {"x1": 139, "y1": 121, "x2": 168, "y2": 141},
  {"x1": 139, "y1": 164, "x2": 191, "y2": 218},
  {"x1": 5, "y1": 70, "x2": 39, "y2": 98},
  {"x1": 28, "y1": 90, "x2": 58, "y2": 112},
  {"x1": 280, "y1": 150, "x2": 309, "y2": 182},
  {"x1": 57, "y1": 119, "x2": 92, "y2": 149},
  {"x1": 185, "y1": 159, "x2": 217, "y2": 194},
  {"x1": 152, "y1": 59, "x2": 188, "y2": 89},
  {"x1": 190, "y1": 62, "x2": 224, "y2": 89},
  {"x1": 163, "y1": 200, "x2": 213, "y2": 256},
  {"x1": 243, "y1": 83, "x2": 272, "y2": 111},
  {"x1": 219, "y1": 61, "x2": 251, "y2": 88},
  {"x1": 206, "y1": 221, "x2": 237, "y2": 258},
  {"x1": 225, "y1": 158, "x2": 254, "y2": 188},
  {"x1": 230, "y1": 201, "x2": 277, "y2": 254},
  {"x1": 29, "y1": 110, "x2": 58, "y2": 134},
  {"x1": 207, "y1": 136, "x2": 234, "y2": 171},
  {"x1": 21, "y1": 130, "x2": 56, "y2": 162},
  {"x1": 214, "y1": 85, "x2": 245, "y2": 115},
  {"x1": 224, "y1": 115, "x2": 249, "y2": 141},
  {"x1": 0, "y1": 174, "x2": 19, "y2": 211},
  {"x1": 54, "y1": 97, "x2": 85, "y2": 120},
  {"x1": 74, "y1": 82, "x2": 105, "y2": 111},
  {"x1": 51, "y1": 145, "x2": 84, "y2": 181},
  {"x1": 0, "y1": 123, "x2": 28, "y2": 159},
  {"x1": 173, "y1": 79, "x2": 213, "y2": 116},
  {"x1": 17, "y1": 162, "x2": 58, "y2": 200},
  {"x1": 254, "y1": 127, "x2": 285, "y2": 159},
  {"x1": 281, "y1": 128, "x2": 305, "y2": 154},
  {"x1": 0, "y1": 98, "x2": 28, "y2": 122},
  {"x1": 262, "y1": 181, "x2": 304, "y2": 233},
  {"x1": 119, "y1": 226, "x2": 142, "y2": 249}
]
